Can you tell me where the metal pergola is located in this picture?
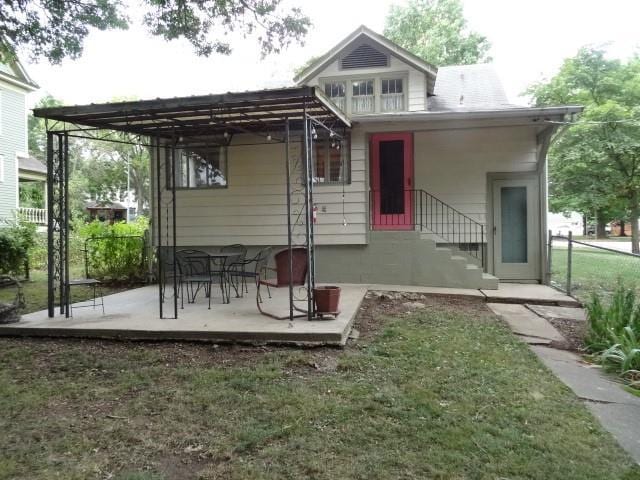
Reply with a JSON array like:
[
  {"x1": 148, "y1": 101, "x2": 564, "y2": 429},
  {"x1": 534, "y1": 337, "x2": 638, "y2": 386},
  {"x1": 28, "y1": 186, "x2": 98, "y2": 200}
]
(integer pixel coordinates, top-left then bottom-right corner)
[{"x1": 34, "y1": 86, "x2": 351, "y2": 321}]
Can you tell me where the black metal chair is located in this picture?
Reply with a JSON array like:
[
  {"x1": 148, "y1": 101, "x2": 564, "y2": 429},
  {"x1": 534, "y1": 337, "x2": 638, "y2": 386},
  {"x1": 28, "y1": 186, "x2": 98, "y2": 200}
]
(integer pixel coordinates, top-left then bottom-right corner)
[
  {"x1": 176, "y1": 249, "x2": 226, "y2": 309},
  {"x1": 231, "y1": 247, "x2": 273, "y2": 299},
  {"x1": 160, "y1": 249, "x2": 184, "y2": 307},
  {"x1": 221, "y1": 244, "x2": 248, "y2": 297},
  {"x1": 66, "y1": 246, "x2": 105, "y2": 317}
]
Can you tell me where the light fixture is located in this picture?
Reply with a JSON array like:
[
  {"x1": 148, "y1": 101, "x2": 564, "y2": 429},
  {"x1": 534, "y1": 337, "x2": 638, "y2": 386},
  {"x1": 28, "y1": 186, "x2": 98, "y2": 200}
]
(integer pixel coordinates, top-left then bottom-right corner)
[
  {"x1": 266, "y1": 134, "x2": 272, "y2": 141},
  {"x1": 311, "y1": 126, "x2": 318, "y2": 139},
  {"x1": 223, "y1": 131, "x2": 229, "y2": 139}
]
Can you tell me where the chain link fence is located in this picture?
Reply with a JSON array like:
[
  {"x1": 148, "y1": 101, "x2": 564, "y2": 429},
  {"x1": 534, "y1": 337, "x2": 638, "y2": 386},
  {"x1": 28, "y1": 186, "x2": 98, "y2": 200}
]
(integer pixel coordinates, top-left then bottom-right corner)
[{"x1": 548, "y1": 231, "x2": 640, "y2": 302}]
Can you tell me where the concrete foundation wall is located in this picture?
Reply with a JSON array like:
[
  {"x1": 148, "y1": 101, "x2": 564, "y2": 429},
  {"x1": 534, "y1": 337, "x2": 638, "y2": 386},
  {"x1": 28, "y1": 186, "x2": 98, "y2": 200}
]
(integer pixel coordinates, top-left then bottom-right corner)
[{"x1": 169, "y1": 230, "x2": 497, "y2": 289}]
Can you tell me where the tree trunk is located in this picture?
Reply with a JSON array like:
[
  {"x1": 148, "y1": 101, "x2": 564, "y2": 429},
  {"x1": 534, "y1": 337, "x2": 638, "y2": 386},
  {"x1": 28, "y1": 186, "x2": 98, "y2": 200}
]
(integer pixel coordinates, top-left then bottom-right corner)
[
  {"x1": 618, "y1": 220, "x2": 626, "y2": 237},
  {"x1": 582, "y1": 214, "x2": 588, "y2": 236},
  {"x1": 630, "y1": 193, "x2": 640, "y2": 254},
  {"x1": 595, "y1": 210, "x2": 608, "y2": 239}
]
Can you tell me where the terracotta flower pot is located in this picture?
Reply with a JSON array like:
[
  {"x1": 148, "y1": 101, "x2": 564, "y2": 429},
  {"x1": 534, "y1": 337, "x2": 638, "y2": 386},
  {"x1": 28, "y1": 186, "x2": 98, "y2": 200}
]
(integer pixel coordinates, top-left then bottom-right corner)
[{"x1": 314, "y1": 286, "x2": 341, "y2": 314}]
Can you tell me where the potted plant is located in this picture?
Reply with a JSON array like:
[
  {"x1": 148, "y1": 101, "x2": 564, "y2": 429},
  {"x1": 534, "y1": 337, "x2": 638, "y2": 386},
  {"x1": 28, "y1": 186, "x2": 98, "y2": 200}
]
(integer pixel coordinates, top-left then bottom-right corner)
[{"x1": 313, "y1": 286, "x2": 341, "y2": 316}]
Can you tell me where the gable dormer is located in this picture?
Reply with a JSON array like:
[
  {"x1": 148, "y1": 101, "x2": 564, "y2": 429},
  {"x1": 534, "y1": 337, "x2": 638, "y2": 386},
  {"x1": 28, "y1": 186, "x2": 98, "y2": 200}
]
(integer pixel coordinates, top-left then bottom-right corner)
[
  {"x1": 0, "y1": 56, "x2": 38, "y2": 92},
  {"x1": 294, "y1": 25, "x2": 437, "y2": 115}
]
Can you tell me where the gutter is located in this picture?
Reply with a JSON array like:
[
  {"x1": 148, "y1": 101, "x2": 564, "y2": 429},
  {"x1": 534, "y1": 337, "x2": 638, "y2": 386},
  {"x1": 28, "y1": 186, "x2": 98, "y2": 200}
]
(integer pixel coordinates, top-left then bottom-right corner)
[{"x1": 353, "y1": 106, "x2": 584, "y2": 123}]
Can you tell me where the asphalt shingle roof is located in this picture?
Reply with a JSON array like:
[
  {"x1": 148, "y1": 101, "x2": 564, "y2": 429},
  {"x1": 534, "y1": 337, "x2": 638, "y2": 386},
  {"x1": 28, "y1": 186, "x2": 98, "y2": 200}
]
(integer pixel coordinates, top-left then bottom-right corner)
[{"x1": 429, "y1": 64, "x2": 519, "y2": 112}]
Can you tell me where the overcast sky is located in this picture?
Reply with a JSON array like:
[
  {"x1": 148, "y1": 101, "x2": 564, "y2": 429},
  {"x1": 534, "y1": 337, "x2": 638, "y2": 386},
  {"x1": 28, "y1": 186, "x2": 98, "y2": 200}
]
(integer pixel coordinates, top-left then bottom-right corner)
[{"x1": 24, "y1": 0, "x2": 640, "y2": 109}]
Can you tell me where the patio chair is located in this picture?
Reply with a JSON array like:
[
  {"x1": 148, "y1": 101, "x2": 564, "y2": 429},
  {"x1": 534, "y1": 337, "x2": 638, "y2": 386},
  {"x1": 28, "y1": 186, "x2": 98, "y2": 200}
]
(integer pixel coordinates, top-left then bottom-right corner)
[
  {"x1": 160, "y1": 249, "x2": 184, "y2": 307},
  {"x1": 176, "y1": 249, "x2": 224, "y2": 309},
  {"x1": 220, "y1": 244, "x2": 248, "y2": 298},
  {"x1": 65, "y1": 246, "x2": 105, "y2": 317},
  {"x1": 230, "y1": 246, "x2": 273, "y2": 299},
  {"x1": 256, "y1": 247, "x2": 308, "y2": 320}
]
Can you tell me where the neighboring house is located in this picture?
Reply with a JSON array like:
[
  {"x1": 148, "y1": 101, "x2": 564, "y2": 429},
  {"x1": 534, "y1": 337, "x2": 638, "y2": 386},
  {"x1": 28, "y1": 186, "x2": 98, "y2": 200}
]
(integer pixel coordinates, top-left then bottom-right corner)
[
  {"x1": 85, "y1": 200, "x2": 127, "y2": 224},
  {"x1": 0, "y1": 56, "x2": 39, "y2": 224},
  {"x1": 17, "y1": 154, "x2": 47, "y2": 225},
  {"x1": 35, "y1": 25, "x2": 581, "y2": 290}
]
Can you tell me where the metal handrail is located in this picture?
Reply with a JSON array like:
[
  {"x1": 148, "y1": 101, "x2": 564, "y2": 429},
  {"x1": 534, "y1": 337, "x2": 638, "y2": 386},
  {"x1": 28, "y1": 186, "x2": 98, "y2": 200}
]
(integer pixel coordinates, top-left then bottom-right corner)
[{"x1": 369, "y1": 189, "x2": 485, "y2": 269}]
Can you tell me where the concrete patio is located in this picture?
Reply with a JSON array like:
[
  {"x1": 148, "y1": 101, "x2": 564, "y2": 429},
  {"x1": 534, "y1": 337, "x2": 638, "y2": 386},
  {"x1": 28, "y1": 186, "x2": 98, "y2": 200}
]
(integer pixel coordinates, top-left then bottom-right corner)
[
  {"x1": 0, "y1": 284, "x2": 368, "y2": 346},
  {"x1": 0, "y1": 282, "x2": 577, "y2": 346}
]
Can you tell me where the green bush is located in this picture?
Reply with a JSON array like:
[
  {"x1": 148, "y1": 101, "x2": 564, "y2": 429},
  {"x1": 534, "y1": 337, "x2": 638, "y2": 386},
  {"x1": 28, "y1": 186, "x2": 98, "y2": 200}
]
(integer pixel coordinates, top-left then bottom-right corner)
[
  {"x1": 79, "y1": 217, "x2": 149, "y2": 282},
  {"x1": 586, "y1": 283, "x2": 640, "y2": 382},
  {"x1": 0, "y1": 218, "x2": 37, "y2": 276},
  {"x1": 0, "y1": 230, "x2": 26, "y2": 275}
]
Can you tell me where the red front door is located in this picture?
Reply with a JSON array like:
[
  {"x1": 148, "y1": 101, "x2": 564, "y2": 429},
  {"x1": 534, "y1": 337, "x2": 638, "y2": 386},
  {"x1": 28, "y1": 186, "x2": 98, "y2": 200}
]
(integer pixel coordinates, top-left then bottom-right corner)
[{"x1": 370, "y1": 132, "x2": 414, "y2": 230}]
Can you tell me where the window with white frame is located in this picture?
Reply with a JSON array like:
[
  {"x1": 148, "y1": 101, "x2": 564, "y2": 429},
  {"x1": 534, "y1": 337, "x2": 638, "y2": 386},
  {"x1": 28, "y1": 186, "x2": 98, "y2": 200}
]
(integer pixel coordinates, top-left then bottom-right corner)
[
  {"x1": 381, "y1": 78, "x2": 404, "y2": 111},
  {"x1": 351, "y1": 79, "x2": 374, "y2": 113},
  {"x1": 167, "y1": 146, "x2": 228, "y2": 189},
  {"x1": 324, "y1": 81, "x2": 346, "y2": 111},
  {"x1": 313, "y1": 135, "x2": 350, "y2": 184}
]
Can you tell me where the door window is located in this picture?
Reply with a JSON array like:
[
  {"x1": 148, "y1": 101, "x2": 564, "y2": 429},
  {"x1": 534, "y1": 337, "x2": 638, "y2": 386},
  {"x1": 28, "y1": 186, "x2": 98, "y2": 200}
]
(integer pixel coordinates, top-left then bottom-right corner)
[
  {"x1": 379, "y1": 140, "x2": 405, "y2": 214},
  {"x1": 500, "y1": 186, "x2": 528, "y2": 263}
]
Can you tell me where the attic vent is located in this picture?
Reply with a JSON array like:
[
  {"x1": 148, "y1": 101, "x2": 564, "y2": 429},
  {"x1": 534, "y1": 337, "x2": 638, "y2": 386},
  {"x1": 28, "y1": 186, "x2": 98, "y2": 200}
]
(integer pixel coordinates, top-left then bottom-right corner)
[{"x1": 340, "y1": 44, "x2": 388, "y2": 69}]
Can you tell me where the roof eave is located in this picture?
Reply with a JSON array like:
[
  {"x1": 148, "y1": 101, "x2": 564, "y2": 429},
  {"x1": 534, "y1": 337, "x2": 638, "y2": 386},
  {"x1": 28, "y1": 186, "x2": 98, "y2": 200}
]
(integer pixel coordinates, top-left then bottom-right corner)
[{"x1": 353, "y1": 106, "x2": 584, "y2": 123}]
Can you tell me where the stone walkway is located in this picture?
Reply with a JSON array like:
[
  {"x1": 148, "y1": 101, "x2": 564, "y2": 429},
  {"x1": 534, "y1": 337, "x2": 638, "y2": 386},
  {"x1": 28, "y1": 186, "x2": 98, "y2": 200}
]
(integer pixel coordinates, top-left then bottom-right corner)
[{"x1": 490, "y1": 302, "x2": 640, "y2": 464}]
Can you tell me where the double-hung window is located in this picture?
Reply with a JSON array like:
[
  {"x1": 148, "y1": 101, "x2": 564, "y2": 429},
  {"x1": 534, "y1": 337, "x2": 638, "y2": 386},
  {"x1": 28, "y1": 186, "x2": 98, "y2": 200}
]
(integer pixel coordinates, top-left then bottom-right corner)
[
  {"x1": 351, "y1": 79, "x2": 374, "y2": 114},
  {"x1": 168, "y1": 146, "x2": 228, "y2": 188},
  {"x1": 381, "y1": 78, "x2": 404, "y2": 111},
  {"x1": 324, "y1": 81, "x2": 346, "y2": 112},
  {"x1": 313, "y1": 136, "x2": 350, "y2": 185}
]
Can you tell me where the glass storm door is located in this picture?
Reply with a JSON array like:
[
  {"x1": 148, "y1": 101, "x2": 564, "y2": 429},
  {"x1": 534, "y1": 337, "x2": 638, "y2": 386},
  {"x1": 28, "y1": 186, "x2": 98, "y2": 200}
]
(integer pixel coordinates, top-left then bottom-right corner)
[
  {"x1": 492, "y1": 178, "x2": 539, "y2": 280},
  {"x1": 370, "y1": 132, "x2": 413, "y2": 230}
]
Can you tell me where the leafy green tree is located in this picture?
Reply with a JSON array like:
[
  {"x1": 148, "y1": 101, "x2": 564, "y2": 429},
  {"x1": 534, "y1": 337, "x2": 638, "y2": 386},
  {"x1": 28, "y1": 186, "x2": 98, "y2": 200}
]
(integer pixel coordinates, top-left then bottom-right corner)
[
  {"x1": 529, "y1": 47, "x2": 640, "y2": 251},
  {"x1": 1, "y1": 0, "x2": 310, "y2": 64},
  {"x1": 28, "y1": 95, "x2": 63, "y2": 160},
  {"x1": 383, "y1": 0, "x2": 491, "y2": 66}
]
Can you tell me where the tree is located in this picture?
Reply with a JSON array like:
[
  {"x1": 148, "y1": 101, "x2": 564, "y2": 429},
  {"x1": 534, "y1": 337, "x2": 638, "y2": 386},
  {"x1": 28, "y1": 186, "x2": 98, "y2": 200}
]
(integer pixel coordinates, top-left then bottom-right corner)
[
  {"x1": 383, "y1": 0, "x2": 491, "y2": 66},
  {"x1": 0, "y1": 0, "x2": 310, "y2": 64},
  {"x1": 528, "y1": 47, "x2": 640, "y2": 252},
  {"x1": 28, "y1": 95, "x2": 63, "y2": 159}
]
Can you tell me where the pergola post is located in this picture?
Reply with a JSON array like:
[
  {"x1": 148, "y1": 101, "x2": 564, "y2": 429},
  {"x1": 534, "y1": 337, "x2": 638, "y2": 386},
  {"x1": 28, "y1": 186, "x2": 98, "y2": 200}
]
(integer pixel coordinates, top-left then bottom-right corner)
[{"x1": 46, "y1": 131, "x2": 70, "y2": 318}]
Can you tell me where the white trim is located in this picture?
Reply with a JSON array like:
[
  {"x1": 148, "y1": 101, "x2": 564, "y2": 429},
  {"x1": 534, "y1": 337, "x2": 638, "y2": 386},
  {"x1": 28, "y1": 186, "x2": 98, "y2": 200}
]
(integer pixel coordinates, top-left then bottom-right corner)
[{"x1": 0, "y1": 154, "x2": 4, "y2": 182}]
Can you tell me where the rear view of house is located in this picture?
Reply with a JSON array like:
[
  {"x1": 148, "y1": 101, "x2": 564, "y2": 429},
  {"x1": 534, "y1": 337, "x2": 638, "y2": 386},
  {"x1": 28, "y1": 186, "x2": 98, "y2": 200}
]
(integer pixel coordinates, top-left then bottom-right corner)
[{"x1": 35, "y1": 25, "x2": 582, "y2": 320}]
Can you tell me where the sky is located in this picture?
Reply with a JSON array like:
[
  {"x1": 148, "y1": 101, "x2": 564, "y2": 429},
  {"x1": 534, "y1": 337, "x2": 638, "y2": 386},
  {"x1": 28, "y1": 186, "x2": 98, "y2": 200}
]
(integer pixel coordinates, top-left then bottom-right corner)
[{"x1": 23, "y1": 0, "x2": 640, "y2": 109}]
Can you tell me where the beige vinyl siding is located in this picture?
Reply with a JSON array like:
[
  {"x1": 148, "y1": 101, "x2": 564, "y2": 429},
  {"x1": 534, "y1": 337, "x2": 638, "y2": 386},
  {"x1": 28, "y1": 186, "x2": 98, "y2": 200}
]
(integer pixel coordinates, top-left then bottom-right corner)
[
  {"x1": 307, "y1": 55, "x2": 427, "y2": 112},
  {"x1": 413, "y1": 126, "x2": 538, "y2": 226},
  {"x1": 0, "y1": 84, "x2": 26, "y2": 221},
  {"x1": 151, "y1": 134, "x2": 368, "y2": 247}
]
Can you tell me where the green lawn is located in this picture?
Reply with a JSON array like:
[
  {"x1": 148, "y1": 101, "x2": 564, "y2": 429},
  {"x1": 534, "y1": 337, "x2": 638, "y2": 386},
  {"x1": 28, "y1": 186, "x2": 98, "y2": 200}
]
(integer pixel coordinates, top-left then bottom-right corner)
[
  {"x1": 0, "y1": 297, "x2": 638, "y2": 479},
  {"x1": 0, "y1": 269, "x2": 131, "y2": 315},
  {"x1": 551, "y1": 248, "x2": 640, "y2": 301}
]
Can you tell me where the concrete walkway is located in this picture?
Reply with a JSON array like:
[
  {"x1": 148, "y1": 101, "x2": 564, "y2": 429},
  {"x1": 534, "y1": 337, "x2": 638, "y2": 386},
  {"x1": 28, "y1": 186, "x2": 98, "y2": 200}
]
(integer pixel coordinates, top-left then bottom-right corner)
[
  {"x1": 531, "y1": 346, "x2": 640, "y2": 464},
  {"x1": 491, "y1": 300, "x2": 640, "y2": 464}
]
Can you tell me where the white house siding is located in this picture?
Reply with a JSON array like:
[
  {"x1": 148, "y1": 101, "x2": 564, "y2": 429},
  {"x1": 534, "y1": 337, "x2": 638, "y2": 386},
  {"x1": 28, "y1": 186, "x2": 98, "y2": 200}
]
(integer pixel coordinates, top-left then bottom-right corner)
[
  {"x1": 151, "y1": 133, "x2": 368, "y2": 247},
  {"x1": 0, "y1": 84, "x2": 27, "y2": 222},
  {"x1": 306, "y1": 55, "x2": 426, "y2": 112}
]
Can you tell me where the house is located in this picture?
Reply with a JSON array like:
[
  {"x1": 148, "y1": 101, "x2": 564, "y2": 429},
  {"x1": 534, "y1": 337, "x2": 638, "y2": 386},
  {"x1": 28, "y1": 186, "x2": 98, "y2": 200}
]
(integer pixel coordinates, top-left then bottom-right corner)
[
  {"x1": 34, "y1": 26, "x2": 582, "y2": 321},
  {"x1": 0, "y1": 56, "x2": 39, "y2": 224},
  {"x1": 85, "y1": 200, "x2": 127, "y2": 224},
  {"x1": 17, "y1": 154, "x2": 47, "y2": 225}
]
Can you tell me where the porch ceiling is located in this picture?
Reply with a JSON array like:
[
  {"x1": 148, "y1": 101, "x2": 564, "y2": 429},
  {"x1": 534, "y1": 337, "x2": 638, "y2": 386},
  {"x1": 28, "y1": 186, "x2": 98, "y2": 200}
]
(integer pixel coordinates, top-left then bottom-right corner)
[{"x1": 33, "y1": 86, "x2": 351, "y2": 139}]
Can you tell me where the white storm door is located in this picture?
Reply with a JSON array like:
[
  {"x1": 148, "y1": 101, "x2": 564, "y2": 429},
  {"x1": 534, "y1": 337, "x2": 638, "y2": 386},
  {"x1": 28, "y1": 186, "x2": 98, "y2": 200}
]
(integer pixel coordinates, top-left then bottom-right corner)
[{"x1": 493, "y1": 178, "x2": 539, "y2": 280}]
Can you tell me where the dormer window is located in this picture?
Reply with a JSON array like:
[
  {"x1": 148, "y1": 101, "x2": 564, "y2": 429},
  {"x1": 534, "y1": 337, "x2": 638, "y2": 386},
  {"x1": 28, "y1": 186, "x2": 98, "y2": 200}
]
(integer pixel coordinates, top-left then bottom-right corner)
[
  {"x1": 381, "y1": 78, "x2": 404, "y2": 112},
  {"x1": 324, "y1": 81, "x2": 346, "y2": 111},
  {"x1": 351, "y1": 79, "x2": 374, "y2": 114}
]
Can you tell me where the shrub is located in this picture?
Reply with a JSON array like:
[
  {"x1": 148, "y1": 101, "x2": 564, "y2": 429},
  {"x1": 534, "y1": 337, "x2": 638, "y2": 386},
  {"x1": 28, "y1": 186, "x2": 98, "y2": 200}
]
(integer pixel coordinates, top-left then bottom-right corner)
[
  {"x1": 0, "y1": 230, "x2": 26, "y2": 275},
  {"x1": 586, "y1": 283, "x2": 640, "y2": 380},
  {"x1": 0, "y1": 218, "x2": 37, "y2": 276},
  {"x1": 79, "y1": 217, "x2": 149, "y2": 282}
]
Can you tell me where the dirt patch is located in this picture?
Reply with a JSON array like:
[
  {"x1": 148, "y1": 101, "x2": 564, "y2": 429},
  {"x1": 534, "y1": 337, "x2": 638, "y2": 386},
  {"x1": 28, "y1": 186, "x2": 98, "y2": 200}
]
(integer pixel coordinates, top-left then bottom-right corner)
[{"x1": 548, "y1": 317, "x2": 587, "y2": 352}]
